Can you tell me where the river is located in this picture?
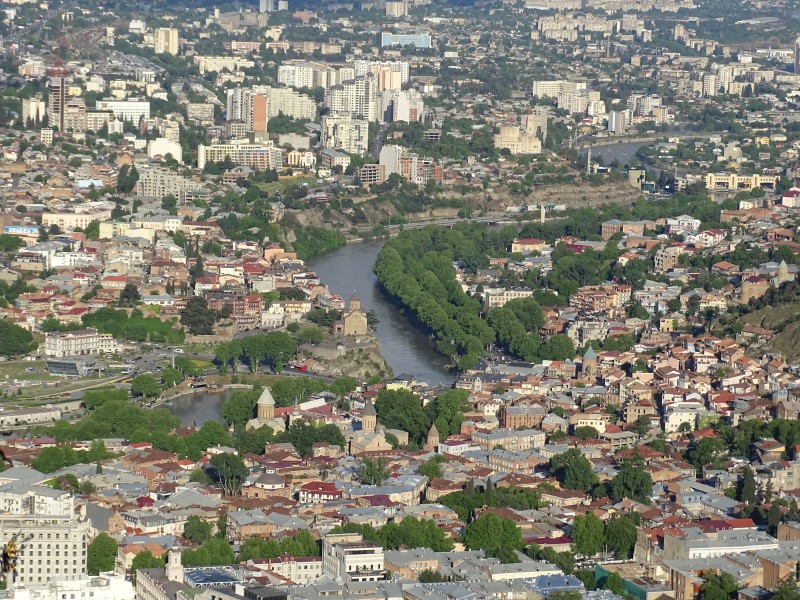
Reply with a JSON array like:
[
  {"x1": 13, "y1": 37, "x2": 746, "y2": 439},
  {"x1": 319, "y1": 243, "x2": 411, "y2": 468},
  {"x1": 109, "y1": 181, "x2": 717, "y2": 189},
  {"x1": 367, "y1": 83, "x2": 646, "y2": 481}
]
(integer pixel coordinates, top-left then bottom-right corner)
[
  {"x1": 167, "y1": 239, "x2": 455, "y2": 425},
  {"x1": 307, "y1": 239, "x2": 454, "y2": 387},
  {"x1": 168, "y1": 388, "x2": 231, "y2": 426}
]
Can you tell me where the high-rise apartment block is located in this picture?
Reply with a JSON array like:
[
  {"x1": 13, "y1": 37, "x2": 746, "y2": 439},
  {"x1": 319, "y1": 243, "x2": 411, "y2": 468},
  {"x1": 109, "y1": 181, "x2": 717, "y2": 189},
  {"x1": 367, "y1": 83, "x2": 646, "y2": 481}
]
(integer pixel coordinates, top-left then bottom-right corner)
[
  {"x1": 46, "y1": 61, "x2": 70, "y2": 131},
  {"x1": 154, "y1": 27, "x2": 179, "y2": 55},
  {"x1": 320, "y1": 114, "x2": 369, "y2": 156},
  {"x1": 353, "y1": 59, "x2": 409, "y2": 91},
  {"x1": 326, "y1": 74, "x2": 379, "y2": 122}
]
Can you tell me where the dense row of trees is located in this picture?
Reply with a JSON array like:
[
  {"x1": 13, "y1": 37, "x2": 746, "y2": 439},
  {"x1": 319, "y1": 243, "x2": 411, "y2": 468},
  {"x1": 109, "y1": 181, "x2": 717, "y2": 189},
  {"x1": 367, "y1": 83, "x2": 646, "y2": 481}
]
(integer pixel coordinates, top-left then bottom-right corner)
[
  {"x1": 213, "y1": 332, "x2": 297, "y2": 374},
  {"x1": 290, "y1": 226, "x2": 346, "y2": 260},
  {"x1": 374, "y1": 223, "x2": 583, "y2": 368},
  {"x1": 330, "y1": 518, "x2": 454, "y2": 552},
  {"x1": 82, "y1": 307, "x2": 185, "y2": 344},
  {"x1": 31, "y1": 440, "x2": 115, "y2": 473},
  {"x1": 374, "y1": 224, "x2": 521, "y2": 369}
]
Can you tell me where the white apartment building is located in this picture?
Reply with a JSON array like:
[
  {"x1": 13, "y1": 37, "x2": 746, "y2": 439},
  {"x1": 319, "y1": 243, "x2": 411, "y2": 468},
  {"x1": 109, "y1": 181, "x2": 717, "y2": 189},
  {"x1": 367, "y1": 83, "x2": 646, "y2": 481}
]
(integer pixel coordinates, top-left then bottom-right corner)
[
  {"x1": 380, "y1": 88, "x2": 424, "y2": 122},
  {"x1": 320, "y1": 114, "x2": 369, "y2": 155},
  {"x1": 353, "y1": 59, "x2": 409, "y2": 90},
  {"x1": 385, "y1": 0, "x2": 408, "y2": 16},
  {"x1": 326, "y1": 74, "x2": 379, "y2": 122},
  {"x1": 154, "y1": 27, "x2": 179, "y2": 55},
  {"x1": 137, "y1": 168, "x2": 204, "y2": 202},
  {"x1": 252, "y1": 86, "x2": 317, "y2": 121},
  {"x1": 96, "y1": 99, "x2": 150, "y2": 124},
  {"x1": 321, "y1": 533, "x2": 384, "y2": 583},
  {"x1": 132, "y1": 215, "x2": 184, "y2": 232},
  {"x1": 0, "y1": 483, "x2": 72, "y2": 517},
  {"x1": 532, "y1": 79, "x2": 586, "y2": 99},
  {"x1": 1, "y1": 515, "x2": 90, "y2": 587},
  {"x1": 483, "y1": 287, "x2": 534, "y2": 310},
  {"x1": 194, "y1": 56, "x2": 254, "y2": 75},
  {"x1": 11, "y1": 572, "x2": 134, "y2": 600},
  {"x1": 22, "y1": 96, "x2": 46, "y2": 124},
  {"x1": 147, "y1": 138, "x2": 183, "y2": 163},
  {"x1": 246, "y1": 556, "x2": 323, "y2": 584},
  {"x1": 41, "y1": 210, "x2": 113, "y2": 230},
  {"x1": 197, "y1": 139, "x2": 283, "y2": 170},
  {"x1": 278, "y1": 62, "x2": 353, "y2": 89},
  {"x1": 608, "y1": 109, "x2": 632, "y2": 134},
  {"x1": 558, "y1": 90, "x2": 589, "y2": 114},
  {"x1": 278, "y1": 63, "x2": 315, "y2": 89}
]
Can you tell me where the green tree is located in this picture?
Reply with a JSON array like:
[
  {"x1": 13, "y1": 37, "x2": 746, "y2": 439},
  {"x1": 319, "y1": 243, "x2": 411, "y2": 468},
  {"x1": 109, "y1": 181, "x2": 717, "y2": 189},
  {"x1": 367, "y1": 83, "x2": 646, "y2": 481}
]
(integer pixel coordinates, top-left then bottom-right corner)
[
  {"x1": 82, "y1": 387, "x2": 128, "y2": 410},
  {"x1": 358, "y1": 457, "x2": 390, "y2": 485},
  {"x1": 549, "y1": 448, "x2": 598, "y2": 492},
  {"x1": 571, "y1": 512, "x2": 604, "y2": 557},
  {"x1": 604, "y1": 516, "x2": 637, "y2": 559},
  {"x1": 419, "y1": 456, "x2": 445, "y2": 480},
  {"x1": 180, "y1": 296, "x2": 216, "y2": 335},
  {"x1": 419, "y1": 570, "x2": 447, "y2": 583},
  {"x1": 541, "y1": 334, "x2": 575, "y2": 361},
  {"x1": 771, "y1": 578, "x2": 800, "y2": 600},
  {"x1": 426, "y1": 389, "x2": 469, "y2": 437},
  {"x1": 130, "y1": 550, "x2": 165, "y2": 583},
  {"x1": 181, "y1": 537, "x2": 235, "y2": 567},
  {"x1": 221, "y1": 388, "x2": 259, "y2": 430},
  {"x1": 210, "y1": 453, "x2": 248, "y2": 496},
  {"x1": 633, "y1": 415, "x2": 652, "y2": 437},
  {"x1": 688, "y1": 437, "x2": 727, "y2": 473},
  {"x1": 375, "y1": 389, "x2": 431, "y2": 444},
  {"x1": 739, "y1": 467, "x2": 756, "y2": 504},
  {"x1": 463, "y1": 513, "x2": 523, "y2": 558},
  {"x1": 698, "y1": 573, "x2": 740, "y2": 600},
  {"x1": 574, "y1": 426, "x2": 599, "y2": 439},
  {"x1": 183, "y1": 515, "x2": 213, "y2": 545},
  {"x1": 0, "y1": 319, "x2": 36, "y2": 356},
  {"x1": 609, "y1": 452, "x2": 653, "y2": 503},
  {"x1": 83, "y1": 220, "x2": 101, "y2": 240},
  {"x1": 118, "y1": 284, "x2": 141, "y2": 307},
  {"x1": 275, "y1": 420, "x2": 345, "y2": 456},
  {"x1": 161, "y1": 368, "x2": 184, "y2": 389},
  {"x1": 131, "y1": 374, "x2": 161, "y2": 398},
  {"x1": 604, "y1": 572, "x2": 625, "y2": 596},
  {"x1": 87, "y1": 533, "x2": 117, "y2": 575},
  {"x1": 767, "y1": 502, "x2": 782, "y2": 535}
]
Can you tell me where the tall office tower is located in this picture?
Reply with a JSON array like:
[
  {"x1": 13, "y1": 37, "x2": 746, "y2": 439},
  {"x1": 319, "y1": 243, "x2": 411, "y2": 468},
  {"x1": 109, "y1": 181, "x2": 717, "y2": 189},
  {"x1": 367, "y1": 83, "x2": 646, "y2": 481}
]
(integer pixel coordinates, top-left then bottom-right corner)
[
  {"x1": 154, "y1": 27, "x2": 179, "y2": 55},
  {"x1": 46, "y1": 59, "x2": 70, "y2": 131},
  {"x1": 795, "y1": 36, "x2": 800, "y2": 73}
]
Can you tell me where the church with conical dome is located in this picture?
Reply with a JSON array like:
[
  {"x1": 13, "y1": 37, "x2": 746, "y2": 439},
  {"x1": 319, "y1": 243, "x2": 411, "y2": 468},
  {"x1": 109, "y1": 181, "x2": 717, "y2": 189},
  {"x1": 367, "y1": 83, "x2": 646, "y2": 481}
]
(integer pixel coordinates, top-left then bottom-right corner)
[{"x1": 246, "y1": 386, "x2": 286, "y2": 432}]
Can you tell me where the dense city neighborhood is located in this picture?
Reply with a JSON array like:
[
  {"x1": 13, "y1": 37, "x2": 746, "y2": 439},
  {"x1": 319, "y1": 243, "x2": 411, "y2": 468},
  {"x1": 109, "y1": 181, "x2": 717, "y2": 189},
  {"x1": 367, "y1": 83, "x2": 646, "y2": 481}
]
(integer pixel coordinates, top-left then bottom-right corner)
[{"x1": 0, "y1": 0, "x2": 799, "y2": 600}]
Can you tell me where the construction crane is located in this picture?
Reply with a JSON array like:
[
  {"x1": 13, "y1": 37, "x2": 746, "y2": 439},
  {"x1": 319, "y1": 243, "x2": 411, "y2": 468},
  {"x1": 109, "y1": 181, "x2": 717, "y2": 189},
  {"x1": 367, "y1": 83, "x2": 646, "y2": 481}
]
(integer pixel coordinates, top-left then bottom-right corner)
[{"x1": 1, "y1": 534, "x2": 19, "y2": 583}]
